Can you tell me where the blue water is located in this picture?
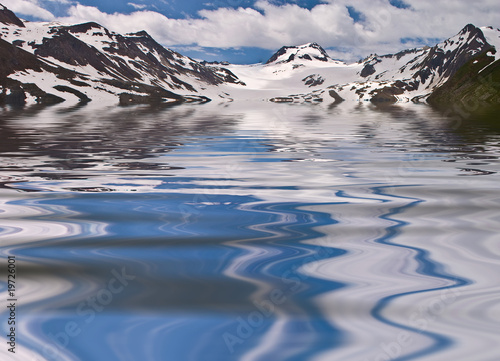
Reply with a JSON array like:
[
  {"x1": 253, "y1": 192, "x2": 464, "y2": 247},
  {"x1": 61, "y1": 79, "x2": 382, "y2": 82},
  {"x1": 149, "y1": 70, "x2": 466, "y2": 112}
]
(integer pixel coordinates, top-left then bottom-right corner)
[{"x1": 1, "y1": 102, "x2": 500, "y2": 361}]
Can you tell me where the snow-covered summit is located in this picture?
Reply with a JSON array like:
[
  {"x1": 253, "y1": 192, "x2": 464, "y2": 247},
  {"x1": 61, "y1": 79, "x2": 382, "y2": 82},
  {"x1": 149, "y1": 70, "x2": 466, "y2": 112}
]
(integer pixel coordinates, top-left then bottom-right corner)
[{"x1": 266, "y1": 42, "x2": 342, "y2": 65}]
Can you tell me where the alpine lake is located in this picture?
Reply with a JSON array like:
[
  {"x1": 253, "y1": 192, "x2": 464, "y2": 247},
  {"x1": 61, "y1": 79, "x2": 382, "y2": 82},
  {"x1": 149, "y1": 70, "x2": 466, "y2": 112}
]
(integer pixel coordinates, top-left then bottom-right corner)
[{"x1": 1, "y1": 100, "x2": 500, "y2": 361}]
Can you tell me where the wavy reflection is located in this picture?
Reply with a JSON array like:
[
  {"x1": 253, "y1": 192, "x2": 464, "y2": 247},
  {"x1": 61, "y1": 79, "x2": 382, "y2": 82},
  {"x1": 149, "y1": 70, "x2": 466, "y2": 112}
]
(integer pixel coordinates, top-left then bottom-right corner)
[
  {"x1": 1, "y1": 102, "x2": 500, "y2": 361},
  {"x1": 1, "y1": 191, "x2": 346, "y2": 361},
  {"x1": 368, "y1": 185, "x2": 468, "y2": 361}
]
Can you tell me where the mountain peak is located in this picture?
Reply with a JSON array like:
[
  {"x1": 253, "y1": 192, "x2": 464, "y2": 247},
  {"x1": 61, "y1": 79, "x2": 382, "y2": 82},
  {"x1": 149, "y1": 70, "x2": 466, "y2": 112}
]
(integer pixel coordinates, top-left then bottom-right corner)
[
  {"x1": 460, "y1": 23, "x2": 480, "y2": 34},
  {"x1": 266, "y1": 42, "x2": 332, "y2": 64},
  {"x1": 0, "y1": 3, "x2": 25, "y2": 28},
  {"x1": 302, "y1": 42, "x2": 325, "y2": 50},
  {"x1": 452, "y1": 23, "x2": 488, "y2": 45},
  {"x1": 66, "y1": 22, "x2": 107, "y2": 34},
  {"x1": 439, "y1": 23, "x2": 489, "y2": 54},
  {"x1": 127, "y1": 30, "x2": 153, "y2": 38}
]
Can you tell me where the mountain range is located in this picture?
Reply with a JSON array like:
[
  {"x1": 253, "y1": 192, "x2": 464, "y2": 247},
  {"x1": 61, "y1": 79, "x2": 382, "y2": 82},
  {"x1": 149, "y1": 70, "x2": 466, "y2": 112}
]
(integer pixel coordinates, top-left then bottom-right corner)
[{"x1": 1, "y1": 3, "x2": 499, "y2": 114}]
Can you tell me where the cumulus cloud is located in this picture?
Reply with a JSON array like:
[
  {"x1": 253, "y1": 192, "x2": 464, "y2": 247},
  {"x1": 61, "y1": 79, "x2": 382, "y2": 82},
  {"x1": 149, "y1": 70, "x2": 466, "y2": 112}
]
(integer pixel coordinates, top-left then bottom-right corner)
[
  {"x1": 11, "y1": 0, "x2": 500, "y2": 60},
  {"x1": 6, "y1": 0, "x2": 56, "y2": 21},
  {"x1": 57, "y1": 2, "x2": 357, "y2": 49}
]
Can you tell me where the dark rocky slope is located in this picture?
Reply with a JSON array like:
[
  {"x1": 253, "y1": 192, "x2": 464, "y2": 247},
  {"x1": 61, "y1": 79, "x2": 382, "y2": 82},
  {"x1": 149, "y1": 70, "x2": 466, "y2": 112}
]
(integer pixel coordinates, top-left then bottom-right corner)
[{"x1": 427, "y1": 50, "x2": 500, "y2": 120}]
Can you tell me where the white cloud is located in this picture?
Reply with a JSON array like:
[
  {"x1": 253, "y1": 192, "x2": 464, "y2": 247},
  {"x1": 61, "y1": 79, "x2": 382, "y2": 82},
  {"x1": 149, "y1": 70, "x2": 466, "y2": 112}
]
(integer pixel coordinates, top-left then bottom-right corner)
[
  {"x1": 45, "y1": 0, "x2": 72, "y2": 3},
  {"x1": 6, "y1": 0, "x2": 56, "y2": 21},
  {"x1": 57, "y1": 2, "x2": 356, "y2": 49},
  {"x1": 127, "y1": 3, "x2": 147, "y2": 10},
  {"x1": 8, "y1": 0, "x2": 500, "y2": 61}
]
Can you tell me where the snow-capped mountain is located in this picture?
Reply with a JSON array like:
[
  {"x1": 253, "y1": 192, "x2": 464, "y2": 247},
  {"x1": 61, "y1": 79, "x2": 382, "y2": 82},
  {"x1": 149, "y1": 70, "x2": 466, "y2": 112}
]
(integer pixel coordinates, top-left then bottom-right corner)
[
  {"x1": 0, "y1": 4, "x2": 242, "y2": 105},
  {"x1": 219, "y1": 24, "x2": 500, "y2": 105},
  {"x1": 354, "y1": 24, "x2": 495, "y2": 99},
  {"x1": 0, "y1": 3, "x2": 499, "y2": 108}
]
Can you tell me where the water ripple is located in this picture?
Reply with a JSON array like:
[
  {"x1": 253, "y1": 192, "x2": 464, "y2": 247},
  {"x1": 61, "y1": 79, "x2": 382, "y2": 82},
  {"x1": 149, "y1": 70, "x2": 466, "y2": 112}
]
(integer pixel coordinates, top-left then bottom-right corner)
[{"x1": 2, "y1": 102, "x2": 500, "y2": 361}]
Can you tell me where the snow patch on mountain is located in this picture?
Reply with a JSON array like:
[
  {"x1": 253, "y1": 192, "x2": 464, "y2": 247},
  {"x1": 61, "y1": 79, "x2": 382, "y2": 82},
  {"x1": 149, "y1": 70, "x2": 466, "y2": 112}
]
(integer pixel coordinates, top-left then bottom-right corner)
[{"x1": 481, "y1": 26, "x2": 500, "y2": 61}]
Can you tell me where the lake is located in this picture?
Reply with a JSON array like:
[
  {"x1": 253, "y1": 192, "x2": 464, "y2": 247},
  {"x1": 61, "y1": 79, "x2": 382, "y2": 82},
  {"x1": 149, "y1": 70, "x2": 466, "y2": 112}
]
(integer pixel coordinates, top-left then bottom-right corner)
[{"x1": 1, "y1": 101, "x2": 499, "y2": 361}]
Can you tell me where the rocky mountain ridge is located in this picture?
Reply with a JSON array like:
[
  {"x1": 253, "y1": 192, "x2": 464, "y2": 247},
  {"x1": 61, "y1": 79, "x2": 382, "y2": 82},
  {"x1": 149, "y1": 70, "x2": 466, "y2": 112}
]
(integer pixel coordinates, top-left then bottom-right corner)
[
  {"x1": 0, "y1": 3, "x2": 499, "y2": 113},
  {"x1": 229, "y1": 23, "x2": 499, "y2": 109},
  {"x1": 355, "y1": 24, "x2": 495, "y2": 99},
  {"x1": 0, "y1": 4, "x2": 242, "y2": 106}
]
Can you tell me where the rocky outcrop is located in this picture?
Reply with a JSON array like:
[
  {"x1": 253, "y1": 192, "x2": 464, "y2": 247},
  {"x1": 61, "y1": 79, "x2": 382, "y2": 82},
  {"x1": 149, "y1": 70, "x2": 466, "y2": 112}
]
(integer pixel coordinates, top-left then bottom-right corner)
[
  {"x1": 53, "y1": 85, "x2": 91, "y2": 103},
  {"x1": 302, "y1": 74, "x2": 325, "y2": 87},
  {"x1": 328, "y1": 89, "x2": 344, "y2": 104},
  {"x1": 360, "y1": 63, "x2": 376, "y2": 77},
  {"x1": 370, "y1": 86, "x2": 404, "y2": 103}
]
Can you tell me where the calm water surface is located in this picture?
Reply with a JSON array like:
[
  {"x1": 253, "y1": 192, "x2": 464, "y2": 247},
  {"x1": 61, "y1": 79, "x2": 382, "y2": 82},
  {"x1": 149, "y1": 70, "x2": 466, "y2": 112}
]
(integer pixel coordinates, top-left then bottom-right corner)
[{"x1": 0, "y1": 102, "x2": 499, "y2": 361}]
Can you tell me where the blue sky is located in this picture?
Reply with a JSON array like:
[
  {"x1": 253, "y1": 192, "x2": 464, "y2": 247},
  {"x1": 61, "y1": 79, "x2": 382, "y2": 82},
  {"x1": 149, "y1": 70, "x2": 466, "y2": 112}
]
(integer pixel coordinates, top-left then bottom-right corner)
[
  {"x1": 33, "y1": 1, "x2": 328, "y2": 18},
  {"x1": 7, "y1": 0, "x2": 500, "y2": 63}
]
